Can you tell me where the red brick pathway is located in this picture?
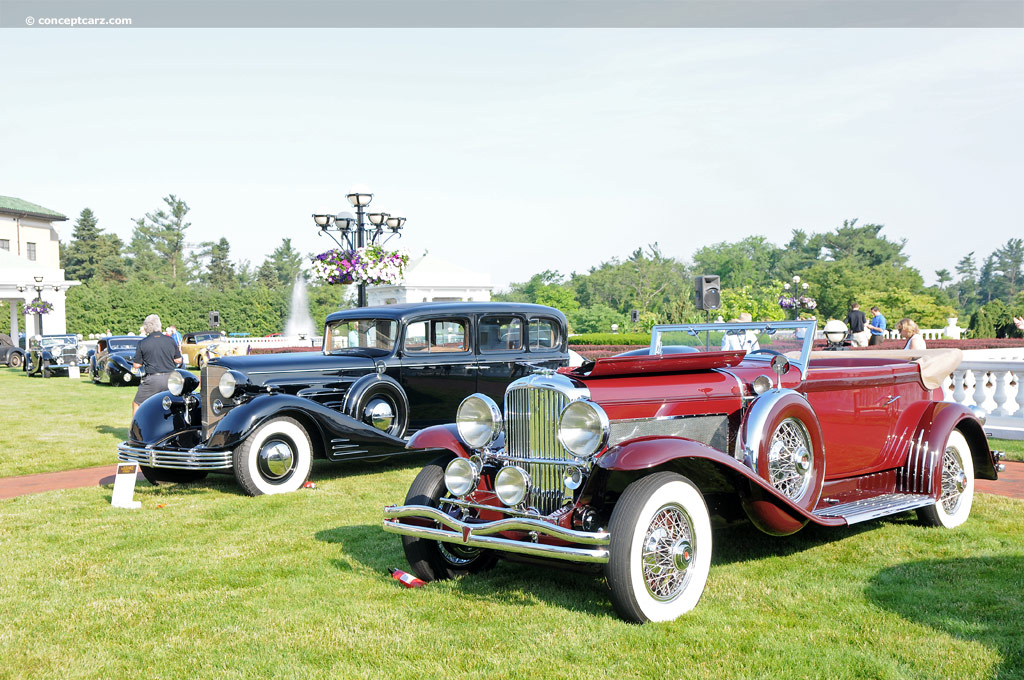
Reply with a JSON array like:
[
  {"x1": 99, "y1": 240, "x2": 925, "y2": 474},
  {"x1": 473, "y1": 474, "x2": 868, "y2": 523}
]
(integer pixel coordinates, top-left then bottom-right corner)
[
  {"x1": 0, "y1": 464, "x2": 143, "y2": 500},
  {"x1": 1, "y1": 461, "x2": 1022, "y2": 501}
]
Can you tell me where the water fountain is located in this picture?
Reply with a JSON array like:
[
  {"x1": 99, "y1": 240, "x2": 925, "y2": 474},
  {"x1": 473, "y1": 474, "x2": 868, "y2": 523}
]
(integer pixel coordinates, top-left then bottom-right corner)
[{"x1": 284, "y1": 275, "x2": 316, "y2": 338}]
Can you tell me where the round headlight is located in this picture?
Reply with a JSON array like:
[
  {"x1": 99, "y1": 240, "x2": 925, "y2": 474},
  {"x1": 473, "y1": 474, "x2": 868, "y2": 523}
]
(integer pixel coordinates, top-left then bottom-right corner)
[
  {"x1": 219, "y1": 371, "x2": 238, "y2": 398},
  {"x1": 167, "y1": 371, "x2": 185, "y2": 396},
  {"x1": 444, "y1": 457, "x2": 479, "y2": 497},
  {"x1": 494, "y1": 466, "x2": 530, "y2": 507},
  {"x1": 557, "y1": 400, "x2": 609, "y2": 459},
  {"x1": 456, "y1": 394, "x2": 503, "y2": 449}
]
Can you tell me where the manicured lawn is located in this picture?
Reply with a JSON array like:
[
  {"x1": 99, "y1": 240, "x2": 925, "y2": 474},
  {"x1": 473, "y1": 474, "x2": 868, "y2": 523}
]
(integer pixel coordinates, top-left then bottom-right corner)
[
  {"x1": 1, "y1": 365, "x2": 1022, "y2": 679},
  {"x1": 991, "y1": 438, "x2": 1024, "y2": 462},
  {"x1": 1, "y1": 366, "x2": 135, "y2": 477}
]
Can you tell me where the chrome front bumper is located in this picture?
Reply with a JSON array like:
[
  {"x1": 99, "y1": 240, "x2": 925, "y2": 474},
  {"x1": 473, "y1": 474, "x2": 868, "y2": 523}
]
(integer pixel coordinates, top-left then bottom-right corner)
[
  {"x1": 117, "y1": 442, "x2": 232, "y2": 470},
  {"x1": 382, "y1": 504, "x2": 611, "y2": 564}
]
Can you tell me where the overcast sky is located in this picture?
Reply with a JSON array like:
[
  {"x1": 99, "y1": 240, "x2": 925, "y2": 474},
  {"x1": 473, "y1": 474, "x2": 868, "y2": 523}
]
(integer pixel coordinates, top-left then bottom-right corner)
[{"x1": 1, "y1": 29, "x2": 1020, "y2": 290}]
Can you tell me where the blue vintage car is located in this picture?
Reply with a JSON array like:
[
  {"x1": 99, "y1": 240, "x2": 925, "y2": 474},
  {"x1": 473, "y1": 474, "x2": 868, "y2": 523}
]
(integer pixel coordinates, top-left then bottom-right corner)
[{"x1": 118, "y1": 302, "x2": 573, "y2": 494}]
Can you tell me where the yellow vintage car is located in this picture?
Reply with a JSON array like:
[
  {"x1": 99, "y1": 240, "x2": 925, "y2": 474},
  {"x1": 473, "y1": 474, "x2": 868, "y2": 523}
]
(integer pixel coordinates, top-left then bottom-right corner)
[{"x1": 180, "y1": 331, "x2": 248, "y2": 369}]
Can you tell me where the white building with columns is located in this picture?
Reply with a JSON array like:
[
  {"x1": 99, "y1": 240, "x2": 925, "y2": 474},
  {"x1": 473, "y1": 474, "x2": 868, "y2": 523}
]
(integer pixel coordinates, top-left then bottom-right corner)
[
  {"x1": 0, "y1": 196, "x2": 79, "y2": 338},
  {"x1": 367, "y1": 253, "x2": 492, "y2": 306}
]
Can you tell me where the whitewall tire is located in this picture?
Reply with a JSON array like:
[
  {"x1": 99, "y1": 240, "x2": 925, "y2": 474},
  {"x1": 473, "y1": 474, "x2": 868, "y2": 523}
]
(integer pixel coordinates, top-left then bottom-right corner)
[
  {"x1": 918, "y1": 430, "x2": 975, "y2": 528},
  {"x1": 606, "y1": 472, "x2": 713, "y2": 623},
  {"x1": 233, "y1": 416, "x2": 312, "y2": 496}
]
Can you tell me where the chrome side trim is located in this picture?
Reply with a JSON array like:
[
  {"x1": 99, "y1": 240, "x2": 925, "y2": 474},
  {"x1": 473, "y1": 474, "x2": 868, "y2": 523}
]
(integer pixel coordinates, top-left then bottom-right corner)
[
  {"x1": 382, "y1": 504, "x2": 610, "y2": 563},
  {"x1": 814, "y1": 492, "x2": 934, "y2": 524},
  {"x1": 898, "y1": 431, "x2": 933, "y2": 494}
]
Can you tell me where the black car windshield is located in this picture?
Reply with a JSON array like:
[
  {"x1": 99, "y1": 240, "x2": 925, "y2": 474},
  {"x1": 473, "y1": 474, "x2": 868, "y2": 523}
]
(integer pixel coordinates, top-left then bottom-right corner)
[
  {"x1": 38, "y1": 335, "x2": 76, "y2": 348},
  {"x1": 324, "y1": 319, "x2": 398, "y2": 356},
  {"x1": 108, "y1": 339, "x2": 140, "y2": 351}
]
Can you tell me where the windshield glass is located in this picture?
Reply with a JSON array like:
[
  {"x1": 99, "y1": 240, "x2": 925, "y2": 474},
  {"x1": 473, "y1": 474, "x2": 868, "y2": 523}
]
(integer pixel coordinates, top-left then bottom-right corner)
[
  {"x1": 37, "y1": 335, "x2": 76, "y2": 348},
  {"x1": 324, "y1": 319, "x2": 398, "y2": 355},
  {"x1": 649, "y1": 321, "x2": 815, "y2": 376},
  {"x1": 108, "y1": 339, "x2": 140, "y2": 351}
]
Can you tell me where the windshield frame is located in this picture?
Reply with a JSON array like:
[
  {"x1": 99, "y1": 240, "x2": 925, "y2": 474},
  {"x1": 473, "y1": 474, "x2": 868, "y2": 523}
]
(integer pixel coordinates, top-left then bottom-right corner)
[{"x1": 649, "y1": 320, "x2": 816, "y2": 380}]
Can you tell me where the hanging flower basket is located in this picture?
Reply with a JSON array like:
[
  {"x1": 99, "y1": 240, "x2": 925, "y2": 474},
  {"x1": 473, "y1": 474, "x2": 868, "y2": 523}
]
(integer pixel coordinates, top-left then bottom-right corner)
[
  {"x1": 24, "y1": 300, "x2": 54, "y2": 315},
  {"x1": 311, "y1": 245, "x2": 410, "y2": 286}
]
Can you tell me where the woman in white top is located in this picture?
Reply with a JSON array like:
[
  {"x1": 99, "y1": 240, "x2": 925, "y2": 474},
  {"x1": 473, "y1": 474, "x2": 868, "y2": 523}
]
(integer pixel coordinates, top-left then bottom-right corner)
[{"x1": 896, "y1": 318, "x2": 926, "y2": 350}]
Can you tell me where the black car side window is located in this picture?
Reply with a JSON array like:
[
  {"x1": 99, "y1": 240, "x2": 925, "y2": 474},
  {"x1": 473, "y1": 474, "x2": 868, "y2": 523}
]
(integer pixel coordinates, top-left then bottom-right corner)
[
  {"x1": 479, "y1": 316, "x2": 523, "y2": 352},
  {"x1": 405, "y1": 319, "x2": 467, "y2": 354},
  {"x1": 529, "y1": 318, "x2": 560, "y2": 350}
]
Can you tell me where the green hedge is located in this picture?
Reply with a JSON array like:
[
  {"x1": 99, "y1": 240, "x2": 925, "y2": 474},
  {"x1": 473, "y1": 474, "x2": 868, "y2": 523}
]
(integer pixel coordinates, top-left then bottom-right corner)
[{"x1": 569, "y1": 332, "x2": 651, "y2": 346}]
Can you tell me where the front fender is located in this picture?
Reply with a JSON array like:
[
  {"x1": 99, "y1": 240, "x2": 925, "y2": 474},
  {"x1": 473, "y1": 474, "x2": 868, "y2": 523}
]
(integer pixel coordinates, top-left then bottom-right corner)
[
  {"x1": 914, "y1": 402, "x2": 995, "y2": 481},
  {"x1": 596, "y1": 436, "x2": 844, "y2": 528},
  {"x1": 128, "y1": 391, "x2": 200, "y2": 447},
  {"x1": 206, "y1": 393, "x2": 408, "y2": 456},
  {"x1": 406, "y1": 423, "x2": 471, "y2": 457}
]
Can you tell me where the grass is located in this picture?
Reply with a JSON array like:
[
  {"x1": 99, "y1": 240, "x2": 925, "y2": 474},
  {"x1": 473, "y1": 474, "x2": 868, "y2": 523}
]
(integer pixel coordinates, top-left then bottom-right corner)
[
  {"x1": 992, "y1": 438, "x2": 1024, "y2": 462},
  {"x1": 1, "y1": 367, "x2": 1023, "y2": 679}
]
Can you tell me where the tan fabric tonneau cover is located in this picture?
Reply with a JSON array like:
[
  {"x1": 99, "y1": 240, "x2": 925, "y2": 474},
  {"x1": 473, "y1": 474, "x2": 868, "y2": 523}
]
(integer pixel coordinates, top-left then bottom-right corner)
[{"x1": 807, "y1": 348, "x2": 962, "y2": 390}]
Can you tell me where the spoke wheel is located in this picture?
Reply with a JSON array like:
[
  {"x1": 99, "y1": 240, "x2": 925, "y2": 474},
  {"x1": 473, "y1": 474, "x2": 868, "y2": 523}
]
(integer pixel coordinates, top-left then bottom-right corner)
[
  {"x1": 607, "y1": 472, "x2": 712, "y2": 623},
  {"x1": 919, "y1": 430, "x2": 974, "y2": 528},
  {"x1": 767, "y1": 418, "x2": 814, "y2": 502}
]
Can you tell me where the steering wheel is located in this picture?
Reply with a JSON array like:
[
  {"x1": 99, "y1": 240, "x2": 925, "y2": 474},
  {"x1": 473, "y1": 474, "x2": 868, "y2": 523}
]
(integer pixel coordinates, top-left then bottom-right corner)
[{"x1": 749, "y1": 349, "x2": 783, "y2": 357}]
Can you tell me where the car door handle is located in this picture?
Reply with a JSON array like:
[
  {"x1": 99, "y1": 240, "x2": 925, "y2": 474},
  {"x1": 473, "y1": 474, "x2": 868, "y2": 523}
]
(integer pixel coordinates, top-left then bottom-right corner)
[
  {"x1": 464, "y1": 366, "x2": 486, "y2": 371},
  {"x1": 884, "y1": 395, "x2": 900, "y2": 405}
]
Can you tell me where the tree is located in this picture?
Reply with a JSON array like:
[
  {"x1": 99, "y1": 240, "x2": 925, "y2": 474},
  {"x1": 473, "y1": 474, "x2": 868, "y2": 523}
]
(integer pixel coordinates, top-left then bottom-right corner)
[
  {"x1": 128, "y1": 195, "x2": 192, "y2": 284},
  {"x1": 954, "y1": 252, "x2": 977, "y2": 310},
  {"x1": 199, "y1": 237, "x2": 236, "y2": 290},
  {"x1": 935, "y1": 269, "x2": 952, "y2": 290},
  {"x1": 258, "y1": 238, "x2": 305, "y2": 287},
  {"x1": 692, "y1": 236, "x2": 779, "y2": 289},
  {"x1": 995, "y1": 238, "x2": 1024, "y2": 298},
  {"x1": 61, "y1": 208, "x2": 126, "y2": 283}
]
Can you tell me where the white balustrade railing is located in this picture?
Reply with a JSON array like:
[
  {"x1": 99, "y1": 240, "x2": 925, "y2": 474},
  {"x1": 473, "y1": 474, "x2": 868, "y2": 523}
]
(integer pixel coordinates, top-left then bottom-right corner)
[{"x1": 942, "y1": 350, "x2": 1024, "y2": 439}]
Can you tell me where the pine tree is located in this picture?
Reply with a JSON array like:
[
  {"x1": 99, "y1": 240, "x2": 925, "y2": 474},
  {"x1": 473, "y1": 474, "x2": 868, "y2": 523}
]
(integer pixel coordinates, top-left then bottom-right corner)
[{"x1": 62, "y1": 208, "x2": 126, "y2": 283}]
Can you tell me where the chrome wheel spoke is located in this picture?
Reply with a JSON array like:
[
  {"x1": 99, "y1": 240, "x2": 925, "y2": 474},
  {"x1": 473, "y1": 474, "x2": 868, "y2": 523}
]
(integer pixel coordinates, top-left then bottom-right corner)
[
  {"x1": 767, "y1": 419, "x2": 813, "y2": 500},
  {"x1": 641, "y1": 505, "x2": 694, "y2": 601}
]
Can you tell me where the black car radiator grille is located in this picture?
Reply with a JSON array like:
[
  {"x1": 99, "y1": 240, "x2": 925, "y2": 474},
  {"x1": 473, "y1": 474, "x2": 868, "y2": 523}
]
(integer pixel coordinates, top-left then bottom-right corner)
[{"x1": 201, "y1": 364, "x2": 228, "y2": 440}]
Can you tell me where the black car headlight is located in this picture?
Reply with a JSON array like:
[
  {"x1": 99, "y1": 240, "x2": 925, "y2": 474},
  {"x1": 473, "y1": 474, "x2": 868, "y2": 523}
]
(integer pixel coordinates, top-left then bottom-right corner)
[
  {"x1": 558, "y1": 400, "x2": 610, "y2": 459},
  {"x1": 218, "y1": 370, "x2": 247, "y2": 399},
  {"x1": 166, "y1": 369, "x2": 199, "y2": 396},
  {"x1": 456, "y1": 394, "x2": 503, "y2": 449}
]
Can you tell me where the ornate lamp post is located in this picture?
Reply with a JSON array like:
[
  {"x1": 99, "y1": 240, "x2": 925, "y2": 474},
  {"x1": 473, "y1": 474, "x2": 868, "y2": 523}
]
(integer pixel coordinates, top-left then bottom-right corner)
[
  {"x1": 32, "y1": 276, "x2": 44, "y2": 335},
  {"x1": 312, "y1": 187, "x2": 407, "y2": 308},
  {"x1": 778, "y1": 275, "x2": 817, "y2": 320}
]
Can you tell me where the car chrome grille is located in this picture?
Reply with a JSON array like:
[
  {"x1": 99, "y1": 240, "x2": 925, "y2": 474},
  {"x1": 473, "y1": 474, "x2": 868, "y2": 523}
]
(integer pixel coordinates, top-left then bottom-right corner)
[
  {"x1": 201, "y1": 364, "x2": 228, "y2": 440},
  {"x1": 504, "y1": 384, "x2": 575, "y2": 514}
]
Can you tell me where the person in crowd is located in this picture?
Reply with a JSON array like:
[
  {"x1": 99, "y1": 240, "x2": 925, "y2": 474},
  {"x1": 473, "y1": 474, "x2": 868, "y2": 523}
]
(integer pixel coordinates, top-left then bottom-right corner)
[
  {"x1": 867, "y1": 306, "x2": 887, "y2": 346},
  {"x1": 166, "y1": 324, "x2": 182, "y2": 349},
  {"x1": 721, "y1": 312, "x2": 760, "y2": 353},
  {"x1": 131, "y1": 314, "x2": 183, "y2": 416},
  {"x1": 844, "y1": 302, "x2": 869, "y2": 347},
  {"x1": 896, "y1": 318, "x2": 926, "y2": 350}
]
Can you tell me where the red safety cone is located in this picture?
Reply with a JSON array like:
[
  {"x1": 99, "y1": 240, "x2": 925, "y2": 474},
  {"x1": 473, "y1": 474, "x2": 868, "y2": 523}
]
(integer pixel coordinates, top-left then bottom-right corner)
[{"x1": 389, "y1": 567, "x2": 426, "y2": 588}]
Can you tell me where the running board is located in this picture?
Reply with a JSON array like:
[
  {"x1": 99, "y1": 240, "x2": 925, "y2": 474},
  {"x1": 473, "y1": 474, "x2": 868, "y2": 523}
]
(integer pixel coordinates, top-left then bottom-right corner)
[{"x1": 814, "y1": 493, "x2": 934, "y2": 525}]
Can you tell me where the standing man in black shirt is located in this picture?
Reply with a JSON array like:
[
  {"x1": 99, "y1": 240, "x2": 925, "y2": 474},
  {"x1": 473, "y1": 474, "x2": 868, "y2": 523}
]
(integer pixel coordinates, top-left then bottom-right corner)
[
  {"x1": 844, "y1": 302, "x2": 868, "y2": 347},
  {"x1": 131, "y1": 314, "x2": 183, "y2": 416}
]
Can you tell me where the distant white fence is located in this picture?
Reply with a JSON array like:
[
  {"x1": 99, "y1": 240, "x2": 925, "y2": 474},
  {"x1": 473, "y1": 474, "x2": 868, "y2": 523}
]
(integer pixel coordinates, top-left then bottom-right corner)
[{"x1": 942, "y1": 349, "x2": 1024, "y2": 440}]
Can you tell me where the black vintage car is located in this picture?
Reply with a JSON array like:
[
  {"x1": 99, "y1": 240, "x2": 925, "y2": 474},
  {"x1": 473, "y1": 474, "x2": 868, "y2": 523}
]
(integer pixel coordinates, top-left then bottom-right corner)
[
  {"x1": 24, "y1": 334, "x2": 86, "y2": 378},
  {"x1": 0, "y1": 333, "x2": 26, "y2": 368},
  {"x1": 89, "y1": 336, "x2": 143, "y2": 385},
  {"x1": 118, "y1": 302, "x2": 572, "y2": 495}
]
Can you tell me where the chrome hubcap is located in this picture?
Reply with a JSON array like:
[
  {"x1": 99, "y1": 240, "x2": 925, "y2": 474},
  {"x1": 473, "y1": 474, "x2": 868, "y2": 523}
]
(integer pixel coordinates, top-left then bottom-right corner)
[
  {"x1": 940, "y1": 446, "x2": 967, "y2": 513},
  {"x1": 641, "y1": 504, "x2": 694, "y2": 602},
  {"x1": 768, "y1": 418, "x2": 813, "y2": 501},
  {"x1": 364, "y1": 398, "x2": 395, "y2": 431},
  {"x1": 257, "y1": 439, "x2": 294, "y2": 480}
]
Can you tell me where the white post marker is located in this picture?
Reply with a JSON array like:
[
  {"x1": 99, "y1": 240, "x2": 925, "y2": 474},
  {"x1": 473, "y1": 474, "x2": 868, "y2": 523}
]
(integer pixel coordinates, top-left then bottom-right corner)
[
  {"x1": 111, "y1": 463, "x2": 142, "y2": 509},
  {"x1": 68, "y1": 365, "x2": 80, "y2": 379}
]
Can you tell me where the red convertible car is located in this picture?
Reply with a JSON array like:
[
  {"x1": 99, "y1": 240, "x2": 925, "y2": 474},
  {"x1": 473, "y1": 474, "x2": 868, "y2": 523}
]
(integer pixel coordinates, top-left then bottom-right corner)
[{"x1": 383, "y1": 321, "x2": 1005, "y2": 623}]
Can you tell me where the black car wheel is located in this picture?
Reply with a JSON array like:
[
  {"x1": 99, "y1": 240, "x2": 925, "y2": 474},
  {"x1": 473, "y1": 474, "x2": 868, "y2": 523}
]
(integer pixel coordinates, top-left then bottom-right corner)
[
  {"x1": 351, "y1": 382, "x2": 410, "y2": 439},
  {"x1": 7, "y1": 352, "x2": 22, "y2": 368},
  {"x1": 400, "y1": 454, "x2": 497, "y2": 582},
  {"x1": 232, "y1": 416, "x2": 312, "y2": 496},
  {"x1": 139, "y1": 467, "x2": 209, "y2": 485}
]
